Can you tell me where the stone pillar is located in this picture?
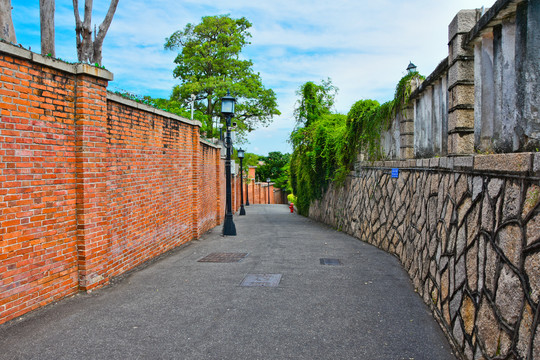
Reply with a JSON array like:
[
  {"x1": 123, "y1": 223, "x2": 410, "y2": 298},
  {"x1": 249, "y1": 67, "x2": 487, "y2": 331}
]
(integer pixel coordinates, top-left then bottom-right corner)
[
  {"x1": 74, "y1": 65, "x2": 113, "y2": 291},
  {"x1": 447, "y1": 10, "x2": 477, "y2": 156},
  {"x1": 517, "y1": 0, "x2": 540, "y2": 150},
  {"x1": 400, "y1": 105, "x2": 415, "y2": 159}
]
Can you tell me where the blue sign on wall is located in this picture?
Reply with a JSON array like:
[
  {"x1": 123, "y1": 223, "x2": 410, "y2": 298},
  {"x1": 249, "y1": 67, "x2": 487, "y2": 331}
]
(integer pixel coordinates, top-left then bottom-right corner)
[{"x1": 391, "y1": 168, "x2": 399, "y2": 178}]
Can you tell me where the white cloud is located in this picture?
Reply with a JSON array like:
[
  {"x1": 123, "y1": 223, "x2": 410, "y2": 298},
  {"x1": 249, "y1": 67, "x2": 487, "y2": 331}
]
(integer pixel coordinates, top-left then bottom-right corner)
[{"x1": 11, "y1": 0, "x2": 489, "y2": 155}]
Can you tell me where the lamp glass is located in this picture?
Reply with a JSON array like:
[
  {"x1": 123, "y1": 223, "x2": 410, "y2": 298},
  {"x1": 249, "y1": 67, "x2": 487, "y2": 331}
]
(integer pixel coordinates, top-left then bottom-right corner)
[
  {"x1": 266, "y1": 178, "x2": 270, "y2": 183},
  {"x1": 406, "y1": 62, "x2": 417, "y2": 73},
  {"x1": 221, "y1": 94, "x2": 236, "y2": 115},
  {"x1": 237, "y1": 148, "x2": 245, "y2": 159}
]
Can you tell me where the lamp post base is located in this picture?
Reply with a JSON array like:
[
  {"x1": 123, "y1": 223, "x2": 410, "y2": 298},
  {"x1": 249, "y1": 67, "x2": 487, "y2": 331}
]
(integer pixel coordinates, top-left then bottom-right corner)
[
  {"x1": 223, "y1": 214, "x2": 236, "y2": 236},
  {"x1": 239, "y1": 205, "x2": 246, "y2": 215}
]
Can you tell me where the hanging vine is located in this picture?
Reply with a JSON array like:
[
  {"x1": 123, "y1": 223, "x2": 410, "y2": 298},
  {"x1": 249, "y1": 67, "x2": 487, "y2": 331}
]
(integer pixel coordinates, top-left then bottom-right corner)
[{"x1": 289, "y1": 72, "x2": 424, "y2": 215}]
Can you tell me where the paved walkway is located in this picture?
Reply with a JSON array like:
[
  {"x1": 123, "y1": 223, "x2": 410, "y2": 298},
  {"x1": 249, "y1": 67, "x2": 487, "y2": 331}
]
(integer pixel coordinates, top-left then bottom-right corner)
[{"x1": 0, "y1": 205, "x2": 456, "y2": 360}]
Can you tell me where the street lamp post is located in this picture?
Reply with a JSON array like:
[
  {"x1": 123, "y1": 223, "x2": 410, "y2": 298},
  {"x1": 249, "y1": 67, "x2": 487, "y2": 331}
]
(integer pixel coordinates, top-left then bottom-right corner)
[
  {"x1": 222, "y1": 91, "x2": 236, "y2": 236},
  {"x1": 245, "y1": 172, "x2": 250, "y2": 206},
  {"x1": 238, "y1": 148, "x2": 246, "y2": 216},
  {"x1": 217, "y1": 122, "x2": 223, "y2": 140},
  {"x1": 266, "y1": 178, "x2": 271, "y2": 204}
]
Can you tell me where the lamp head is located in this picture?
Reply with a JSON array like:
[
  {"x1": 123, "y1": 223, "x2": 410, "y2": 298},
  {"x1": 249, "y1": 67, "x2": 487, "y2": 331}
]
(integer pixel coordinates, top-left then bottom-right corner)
[
  {"x1": 406, "y1": 61, "x2": 417, "y2": 74},
  {"x1": 237, "y1": 148, "x2": 245, "y2": 159},
  {"x1": 221, "y1": 90, "x2": 236, "y2": 117}
]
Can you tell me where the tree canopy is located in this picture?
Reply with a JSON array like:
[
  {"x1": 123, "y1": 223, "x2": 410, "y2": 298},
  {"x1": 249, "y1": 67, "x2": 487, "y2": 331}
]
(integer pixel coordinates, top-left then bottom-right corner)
[
  {"x1": 164, "y1": 14, "x2": 280, "y2": 139},
  {"x1": 255, "y1": 151, "x2": 291, "y2": 185},
  {"x1": 293, "y1": 78, "x2": 337, "y2": 128}
]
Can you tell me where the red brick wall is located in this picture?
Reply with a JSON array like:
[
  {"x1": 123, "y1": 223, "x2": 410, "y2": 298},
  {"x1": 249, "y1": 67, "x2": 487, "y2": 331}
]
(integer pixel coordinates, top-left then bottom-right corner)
[
  {"x1": 75, "y1": 75, "x2": 111, "y2": 291},
  {"x1": 233, "y1": 174, "x2": 240, "y2": 211},
  {"x1": 198, "y1": 143, "x2": 221, "y2": 234},
  {"x1": 0, "y1": 43, "x2": 226, "y2": 325},
  {"x1": 0, "y1": 51, "x2": 80, "y2": 323},
  {"x1": 106, "y1": 98, "x2": 198, "y2": 279},
  {"x1": 219, "y1": 155, "x2": 225, "y2": 220},
  {"x1": 253, "y1": 182, "x2": 260, "y2": 204}
]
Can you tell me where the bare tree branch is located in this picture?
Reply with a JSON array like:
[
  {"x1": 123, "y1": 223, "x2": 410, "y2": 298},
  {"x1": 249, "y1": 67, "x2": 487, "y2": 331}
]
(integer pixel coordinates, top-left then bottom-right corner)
[
  {"x1": 40, "y1": 0, "x2": 55, "y2": 57},
  {"x1": 72, "y1": 0, "x2": 118, "y2": 65},
  {"x1": 73, "y1": 0, "x2": 82, "y2": 59},
  {"x1": 0, "y1": 0, "x2": 17, "y2": 43},
  {"x1": 96, "y1": 0, "x2": 118, "y2": 43},
  {"x1": 82, "y1": 0, "x2": 92, "y2": 31},
  {"x1": 92, "y1": 0, "x2": 118, "y2": 64}
]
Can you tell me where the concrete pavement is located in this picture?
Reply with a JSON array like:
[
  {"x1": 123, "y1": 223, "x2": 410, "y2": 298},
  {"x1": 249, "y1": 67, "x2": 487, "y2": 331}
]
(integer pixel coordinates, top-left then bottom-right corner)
[{"x1": 0, "y1": 205, "x2": 456, "y2": 359}]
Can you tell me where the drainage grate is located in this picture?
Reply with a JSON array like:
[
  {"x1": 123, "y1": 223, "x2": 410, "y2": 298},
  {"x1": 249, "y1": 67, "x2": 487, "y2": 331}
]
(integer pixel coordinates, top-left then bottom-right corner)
[
  {"x1": 320, "y1": 258, "x2": 342, "y2": 266},
  {"x1": 197, "y1": 252, "x2": 249, "y2": 263},
  {"x1": 240, "y1": 274, "x2": 282, "y2": 287}
]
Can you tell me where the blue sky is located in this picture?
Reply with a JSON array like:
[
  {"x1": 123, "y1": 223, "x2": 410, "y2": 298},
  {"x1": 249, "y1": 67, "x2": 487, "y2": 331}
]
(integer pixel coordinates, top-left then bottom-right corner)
[{"x1": 11, "y1": 0, "x2": 488, "y2": 156}]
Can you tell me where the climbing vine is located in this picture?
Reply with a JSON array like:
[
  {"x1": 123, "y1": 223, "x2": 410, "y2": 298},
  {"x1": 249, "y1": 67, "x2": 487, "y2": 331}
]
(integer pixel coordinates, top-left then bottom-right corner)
[{"x1": 289, "y1": 72, "x2": 424, "y2": 215}]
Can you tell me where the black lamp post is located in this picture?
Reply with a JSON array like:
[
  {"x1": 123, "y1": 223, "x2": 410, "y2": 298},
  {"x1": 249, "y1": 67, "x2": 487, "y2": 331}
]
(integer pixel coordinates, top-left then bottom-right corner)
[
  {"x1": 266, "y1": 178, "x2": 271, "y2": 204},
  {"x1": 245, "y1": 169, "x2": 250, "y2": 206},
  {"x1": 238, "y1": 148, "x2": 246, "y2": 216},
  {"x1": 217, "y1": 122, "x2": 223, "y2": 140},
  {"x1": 222, "y1": 91, "x2": 236, "y2": 236},
  {"x1": 406, "y1": 61, "x2": 417, "y2": 74}
]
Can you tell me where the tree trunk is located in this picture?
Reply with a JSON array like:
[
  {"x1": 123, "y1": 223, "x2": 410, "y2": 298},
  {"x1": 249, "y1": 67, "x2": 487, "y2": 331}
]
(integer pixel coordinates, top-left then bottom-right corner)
[
  {"x1": 40, "y1": 0, "x2": 55, "y2": 57},
  {"x1": 207, "y1": 97, "x2": 214, "y2": 134},
  {"x1": 92, "y1": 0, "x2": 118, "y2": 65},
  {"x1": 73, "y1": 0, "x2": 118, "y2": 65},
  {"x1": 0, "y1": 0, "x2": 16, "y2": 43}
]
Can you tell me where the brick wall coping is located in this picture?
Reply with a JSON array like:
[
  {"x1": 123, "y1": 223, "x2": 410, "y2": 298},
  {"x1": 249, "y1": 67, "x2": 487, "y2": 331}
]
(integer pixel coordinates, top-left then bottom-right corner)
[
  {"x1": 0, "y1": 40, "x2": 113, "y2": 81},
  {"x1": 107, "y1": 92, "x2": 201, "y2": 127},
  {"x1": 200, "y1": 138, "x2": 221, "y2": 149},
  {"x1": 465, "y1": 0, "x2": 521, "y2": 45},
  {"x1": 356, "y1": 152, "x2": 540, "y2": 176}
]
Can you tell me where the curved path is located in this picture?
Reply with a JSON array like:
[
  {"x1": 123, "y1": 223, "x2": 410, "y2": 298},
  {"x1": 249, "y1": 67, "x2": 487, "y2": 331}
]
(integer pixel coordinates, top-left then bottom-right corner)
[{"x1": 0, "y1": 205, "x2": 456, "y2": 359}]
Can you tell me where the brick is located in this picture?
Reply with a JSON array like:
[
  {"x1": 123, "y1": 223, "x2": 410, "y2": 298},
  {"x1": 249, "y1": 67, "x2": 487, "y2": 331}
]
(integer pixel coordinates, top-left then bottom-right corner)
[{"x1": 0, "y1": 49, "x2": 225, "y2": 325}]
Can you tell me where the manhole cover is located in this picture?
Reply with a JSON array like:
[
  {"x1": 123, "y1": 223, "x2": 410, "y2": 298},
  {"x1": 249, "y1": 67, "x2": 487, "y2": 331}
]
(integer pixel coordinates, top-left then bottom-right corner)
[
  {"x1": 240, "y1": 274, "x2": 282, "y2": 287},
  {"x1": 320, "y1": 258, "x2": 342, "y2": 266},
  {"x1": 198, "y1": 252, "x2": 248, "y2": 263}
]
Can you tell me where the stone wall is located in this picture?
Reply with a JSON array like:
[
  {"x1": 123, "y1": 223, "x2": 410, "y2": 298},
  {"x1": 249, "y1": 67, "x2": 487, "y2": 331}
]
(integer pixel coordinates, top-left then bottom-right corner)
[
  {"x1": 307, "y1": 1, "x2": 540, "y2": 358},
  {"x1": 470, "y1": 0, "x2": 540, "y2": 153},
  {"x1": 310, "y1": 154, "x2": 540, "y2": 359},
  {"x1": 379, "y1": 0, "x2": 540, "y2": 159}
]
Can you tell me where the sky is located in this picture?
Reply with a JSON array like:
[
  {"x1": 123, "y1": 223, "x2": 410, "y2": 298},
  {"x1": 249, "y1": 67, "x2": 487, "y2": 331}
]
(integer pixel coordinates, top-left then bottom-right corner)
[{"x1": 11, "y1": 0, "x2": 489, "y2": 156}]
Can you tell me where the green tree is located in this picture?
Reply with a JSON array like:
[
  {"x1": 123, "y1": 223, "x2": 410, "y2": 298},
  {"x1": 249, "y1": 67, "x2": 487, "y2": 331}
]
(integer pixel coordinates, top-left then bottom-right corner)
[
  {"x1": 289, "y1": 79, "x2": 342, "y2": 214},
  {"x1": 112, "y1": 92, "x2": 213, "y2": 134},
  {"x1": 255, "y1": 151, "x2": 291, "y2": 185},
  {"x1": 273, "y1": 162, "x2": 291, "y2": 191},
  {"x1": 164, "y1": 14, "x2": 280, "y2": 139},
  {"x1": 294, "y1": 78, "x2": 337, "y2": 127},
  {"x1": 241, "y1": 152, "x2": 260, "y2": 167}
]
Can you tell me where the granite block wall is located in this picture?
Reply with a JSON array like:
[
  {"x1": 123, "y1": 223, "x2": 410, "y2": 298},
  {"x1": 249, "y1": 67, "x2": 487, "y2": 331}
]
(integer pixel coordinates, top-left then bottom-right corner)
[{"x1": 310, "y1": 154, "x2": 540, "y2": 359}]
